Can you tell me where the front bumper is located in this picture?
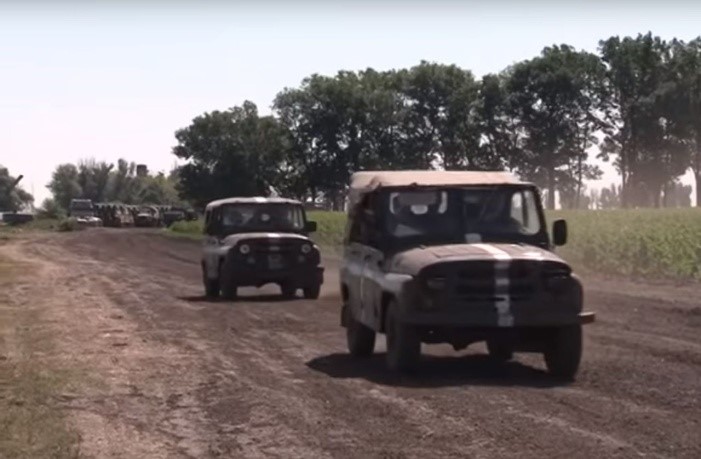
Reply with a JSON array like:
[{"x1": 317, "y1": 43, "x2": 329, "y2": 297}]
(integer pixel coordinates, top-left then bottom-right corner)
[
  {"x1": 227, "y1": 266, "x2": 324, "y2": 288},
  {"x1": 401, "y1": 304, "x2": 595, "y2": 328}
]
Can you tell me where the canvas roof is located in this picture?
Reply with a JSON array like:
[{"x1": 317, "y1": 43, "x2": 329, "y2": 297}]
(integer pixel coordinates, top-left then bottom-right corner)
[
  {"x1": 205, "y1": 196, "x2": 302, "y2": 210},
  {"x1": 347, "y1": 170, "x2": 528, "y2": 208},
  {"x1": 350, "y1": 170, "x2": 524, "y2": 189}
]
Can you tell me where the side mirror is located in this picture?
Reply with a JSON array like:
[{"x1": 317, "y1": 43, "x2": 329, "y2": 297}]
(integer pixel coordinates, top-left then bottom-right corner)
[
  {"x1": 305, "y1": 221, "x2": 317, "y2": 233},
  {"x1": 552, "y1": 219, "x2": 568, "y2": 246}
]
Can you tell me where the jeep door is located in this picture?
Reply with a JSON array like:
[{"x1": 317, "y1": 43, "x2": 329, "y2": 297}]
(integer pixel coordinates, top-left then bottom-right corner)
[{"x1": 343, "y1": 215, "x2": 365, "y2": 322}]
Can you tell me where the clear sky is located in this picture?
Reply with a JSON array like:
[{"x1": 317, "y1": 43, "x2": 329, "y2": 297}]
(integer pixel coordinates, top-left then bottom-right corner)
[{"x1": 2, "y1": 0, "x2": 700, "y2": 204}]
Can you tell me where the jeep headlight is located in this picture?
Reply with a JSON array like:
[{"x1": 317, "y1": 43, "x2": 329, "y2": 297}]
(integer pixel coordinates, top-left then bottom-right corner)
[
  {"x1": 301, "y1": 243, "x2": 312, "y2": 254},
  {"x1": 239, "y1": 244, "x2": 251, "y2": 255}
]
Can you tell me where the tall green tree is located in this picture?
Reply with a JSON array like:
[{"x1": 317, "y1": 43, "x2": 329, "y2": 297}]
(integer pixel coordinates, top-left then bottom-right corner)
[
  {"x1": 667, "y1": 37, "x2": 701, "y2": 206},
  {"x1": 599, "y1": 33, "x2": 691, "y2": 207},
  {"x1": 505, "y1": 45, "x2": 606, "y2": 209},
  {"x1": 47, "y1": 163, "x2": 82, "y2": 210},
  {"x1": 397, "y1": 62, "x2": 484, "y2": 170},
  {"x1": 173, "y1": 101, "x2": 288, "y2": 208}
]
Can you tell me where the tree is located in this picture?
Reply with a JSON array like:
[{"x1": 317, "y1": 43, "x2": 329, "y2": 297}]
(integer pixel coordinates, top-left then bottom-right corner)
[
  {"x1": 504, "y1": 45, "x2": 606, "y2": 209},
  {"x1": 599, "y1": 33, "x2": 691, "y2": 207},
  {"x1": 47, "y1": 163, "x2": 82, "y2": 210},
  {"x1": 397, "y1": 62, "x2": 484, "y2": 170},
  {"x1": 173, "y1": 101, "x2": 288, "y2": 208},
  {"x1": 667, "y1": 37, "x2": 701, "y2": 206},
  {"x1": 37, "y1": 197, "x2": 64, "y2": 219},
  {"x1": 0, "y1": 166, "x2": 33, "y2": 211}
]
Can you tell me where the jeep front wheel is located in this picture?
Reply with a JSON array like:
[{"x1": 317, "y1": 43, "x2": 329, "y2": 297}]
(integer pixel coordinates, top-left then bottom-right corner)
[
  {"x1": 219, "y1": 264, "x2": 237, "y2": 300},
  {"x1": 346, "y1": 310, "x2": 376, "y2": 357},
  {"x1": 385, "y1": 300, "x2": 420, "y2": 372},
  {"x1": 202, "y1": 265, "x2": 220, "y2": 298},
  {"x1": 543, "y1": 324, "x2": 582, "y2": 380},
  {"x1": 303, "y1": 284, "x2": 321, "y2": 299}
]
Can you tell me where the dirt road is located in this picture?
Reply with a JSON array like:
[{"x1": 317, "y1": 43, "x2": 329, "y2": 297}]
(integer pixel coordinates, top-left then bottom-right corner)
[{"x1": 2, "y1": 229, "x2": 700, "y2": 458}]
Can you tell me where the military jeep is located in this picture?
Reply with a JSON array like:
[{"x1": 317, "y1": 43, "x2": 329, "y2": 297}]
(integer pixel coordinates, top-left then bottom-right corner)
[
  {"x1": 201, "y1": 197, "x2": 324, "y2": 300},
  {"x1": 339, "y1": 171, "x2": 595, "y2": 379}
]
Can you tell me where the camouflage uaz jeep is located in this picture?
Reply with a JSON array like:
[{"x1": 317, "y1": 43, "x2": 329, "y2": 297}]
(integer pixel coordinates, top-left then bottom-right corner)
[
  {"x1": 201, "y1": 197, "x2": 323, "y2": 300},
  {"x1": 339, "y1": 171, "x2": 595, "y2": 379}
]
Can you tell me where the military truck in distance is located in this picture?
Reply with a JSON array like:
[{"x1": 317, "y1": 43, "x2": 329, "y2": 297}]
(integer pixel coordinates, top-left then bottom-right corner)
[
  {"x1": 340, "y1": 171, "x2": 595, "y2": 379},
  {"x1": 201, "y1": 197, "x2": 324, "y2": 300}
]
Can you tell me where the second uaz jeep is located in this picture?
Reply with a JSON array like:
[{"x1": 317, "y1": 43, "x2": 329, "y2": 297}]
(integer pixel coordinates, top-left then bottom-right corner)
[{"x1": 201, "y1": 197, "x2": 324, "y2": 300}]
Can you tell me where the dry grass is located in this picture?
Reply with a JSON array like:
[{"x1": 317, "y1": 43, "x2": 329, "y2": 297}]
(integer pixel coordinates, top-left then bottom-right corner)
[{"x1": 0, "y1": 255, "x2": 81, "y2": 458}]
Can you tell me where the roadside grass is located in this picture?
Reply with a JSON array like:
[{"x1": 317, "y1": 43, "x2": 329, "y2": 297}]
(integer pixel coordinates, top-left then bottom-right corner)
[
  {"x1": 308, "y1": 211, "x2": 345, "y2": 253},
  {"x1": 166, "y1": 220, "x2": 204, "y2": 240},
  {"x1": 0, "y1": 218, "x2": 61, "y2": 239},
  {"x1": 164, "y1": 208, "x2": 701, "y2": 281},
  {"x1": 551, "y1": 208, "x2": 701, "y2": 280},
  {"x1": 0, "y1": 255, "x2": 81, "y2": 458}
]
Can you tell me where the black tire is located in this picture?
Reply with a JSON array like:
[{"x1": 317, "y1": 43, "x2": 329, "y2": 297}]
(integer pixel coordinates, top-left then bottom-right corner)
[
  {"x1": 219, "y1": 263, "x2": 237, "y2": 300},
  {"x1": 203, "y1": 269, "x2": 220, "y2": 298},
  {"x1": 486, "y1": 339, "x2": 514, "y2": 362},
  {"x1": 346, "y1": 308, "x2": 376, "y2": 357},
  {"x1": 385, "y1": 300, "x2": 420, "y2": 372},
  {"x1": 281, "y1": 283, "x2": 297, "y2": 299},
  {"x1": 303, "y1": 284, "x2": 321, "y2": 300},
  {"x1": 543, "y1": 324, "x2": 583, "y2": 380}
]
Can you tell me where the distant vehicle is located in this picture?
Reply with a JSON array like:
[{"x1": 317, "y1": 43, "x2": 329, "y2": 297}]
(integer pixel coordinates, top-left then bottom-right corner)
[
  {"x1": 0, "y1": 212, "x2": 34, "y2": 225},
  {"x1": 68, "y1": 199, "x2": 102, "y2": 227},
  {"x1": 162, "y1": 206, "x2": 197, "y2": 227},
  {"x1": 200, "y1": 197, "x2": 324, "y2": 300},
  {"x1": 340, "y1": 170, "x2": 595, "y2": 379},
  {"x1": 134, "y1": 205, "x2": 160, "y2": 227}
]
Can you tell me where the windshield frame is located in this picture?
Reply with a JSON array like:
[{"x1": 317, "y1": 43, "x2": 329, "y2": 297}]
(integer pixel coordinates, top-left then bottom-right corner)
[
  {"x1": 374, "y1": 185, "x2": 550, "y2": 252},
  {"x1": 206, "y1": 202, "x2": 310, "y2": 236}
]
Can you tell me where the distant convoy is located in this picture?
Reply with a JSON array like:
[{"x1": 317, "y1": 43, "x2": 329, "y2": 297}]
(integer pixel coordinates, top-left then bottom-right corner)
[
  {"x1": 196, "y1": 170, "x2": 594, "y2": 380},
  {"x1": 67, "y1": 198, "x2": 197, "y2": 228}
]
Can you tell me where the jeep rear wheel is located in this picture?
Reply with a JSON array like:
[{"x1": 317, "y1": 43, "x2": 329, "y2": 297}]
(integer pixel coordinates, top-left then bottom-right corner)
[
  {"x1": 385, "y1": 301, "x2": 420, "y2": 372},
  {"x1": 303, "y1": 284, "x2": 321, "y2": 300},
  {"x1": 486, "y1": 339, "x2": 514, "y2": 362},
  {"x1": 202, "y1": 265, "x2": 220, "y2": 298},
  {"x1": 346, "y1": 309, "x2": 376, "y2": 357},
  {"x1": 543, "y1": 324, "x2": 582, "y2": 380}
]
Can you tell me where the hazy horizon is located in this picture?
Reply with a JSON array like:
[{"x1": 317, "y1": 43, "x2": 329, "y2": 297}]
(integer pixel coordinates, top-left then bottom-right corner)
[{"x1": 2, "y1": 1, "x2": 700, "y2": 205}]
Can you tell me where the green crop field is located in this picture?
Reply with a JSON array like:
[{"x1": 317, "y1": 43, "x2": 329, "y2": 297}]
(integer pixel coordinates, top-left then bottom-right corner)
[{"x1": 167, "y1": 209, "x2": 701, "y2": 281}]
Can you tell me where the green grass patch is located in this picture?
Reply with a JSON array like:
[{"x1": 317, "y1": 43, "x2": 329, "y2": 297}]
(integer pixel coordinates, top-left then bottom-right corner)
[
  {"x1": 308, "y1": 211, "x2": 346, "y2": 252},
  {"x1": 0, "y1": 218, "x2": 61, "y2": 239},
  {"x1": 166, "y1": 219, "x2": 204, "y2": 240},
  {"x1": 0, "y1": 255, "x2": 80, "y2": 458}
]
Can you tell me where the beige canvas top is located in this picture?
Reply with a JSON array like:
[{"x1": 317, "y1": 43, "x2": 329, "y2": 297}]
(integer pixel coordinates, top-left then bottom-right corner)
[
  {"x1": 348, "y1": 170, "x2": 528, "y2": 208},
  {"x1": 205, "y1": 196, "x2": 302, "y2": 210},
  {"x1": 350, "y1": 170, "x2": 523, "y2": 189}
]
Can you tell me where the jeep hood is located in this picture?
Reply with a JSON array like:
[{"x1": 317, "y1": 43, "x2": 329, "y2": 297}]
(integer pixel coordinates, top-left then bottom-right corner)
[
  {"x1": 222, "y1": 232, "x2": 311, "y2": 246},
  {"x1": 389, "y1": 243, "x2": 567, "y2": 276}
]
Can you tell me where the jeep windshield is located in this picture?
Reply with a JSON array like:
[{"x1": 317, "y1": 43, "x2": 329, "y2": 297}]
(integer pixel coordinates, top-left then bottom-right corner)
[
  {"x1": 219, "y1": 203, "x2": 305, "y2": 234},
  {"x1": 383, "y1": 186, "x2": 545, "y2": 248}
]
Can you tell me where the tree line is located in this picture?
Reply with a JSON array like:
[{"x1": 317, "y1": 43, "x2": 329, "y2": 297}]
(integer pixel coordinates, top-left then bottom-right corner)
[
  {"x1": 43, "y1": 159, "x2": 181, "y2": 217},
  {"x1": 173, "y1": 32, "x2": 701, "y2": 210}
]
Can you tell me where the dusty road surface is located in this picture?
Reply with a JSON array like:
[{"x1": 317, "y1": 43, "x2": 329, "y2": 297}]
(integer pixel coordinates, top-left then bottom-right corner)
[{"x1": 1, "y1": 228, "x2": 700, "y2": 458}]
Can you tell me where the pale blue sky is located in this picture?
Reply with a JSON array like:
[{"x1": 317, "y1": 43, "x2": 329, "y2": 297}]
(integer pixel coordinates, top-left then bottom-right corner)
[{"x1": 2, "y1": 1, "x2": 700, "y2": 204}]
